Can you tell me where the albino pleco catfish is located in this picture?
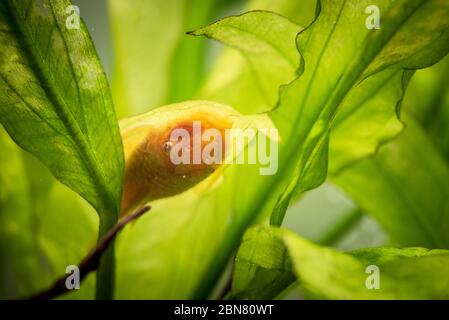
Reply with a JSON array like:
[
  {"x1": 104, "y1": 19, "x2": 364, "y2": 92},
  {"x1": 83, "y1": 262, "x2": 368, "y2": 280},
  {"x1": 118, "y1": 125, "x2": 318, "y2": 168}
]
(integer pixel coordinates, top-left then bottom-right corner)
[
  {"x1": 119, "y1": 100, "x2": 277, "y2": 216},
  {"x1": 120, "y1": 101, "x2": 235, "y2": 215}
]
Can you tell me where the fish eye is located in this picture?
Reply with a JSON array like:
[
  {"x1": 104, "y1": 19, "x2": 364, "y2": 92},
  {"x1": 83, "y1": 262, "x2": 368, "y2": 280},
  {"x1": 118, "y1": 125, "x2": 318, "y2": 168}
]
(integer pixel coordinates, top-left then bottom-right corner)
[{"x1": 162, "y1": 141, "x2": 173, "y2": 153}]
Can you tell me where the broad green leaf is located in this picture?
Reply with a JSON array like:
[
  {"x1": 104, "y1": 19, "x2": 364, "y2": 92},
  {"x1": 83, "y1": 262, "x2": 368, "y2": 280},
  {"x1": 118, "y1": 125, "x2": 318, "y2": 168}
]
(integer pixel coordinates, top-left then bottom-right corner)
[
  {"x1": 0, "y1": 127, "x2": 97, "y2": 299},
  {"x1": 197, "y1": 0, "x2": 317, "y2": 114},
  {"x1": 246, "y1": 0, "x2": 317, "y2": 27},
  {"x1": 269, "y1": 0, "x2": 449, "y2": 224},
  {"x1": 331, "y1": 56, "x2": 449, "y2": 249},
  {"x1": 0, "y1": 0, "x2": 123, "y2": 217},
  {"x1": 232, "y1": 225, "x2": 449, "y2": 299},
  {"x1": 230, "y1": 225, "x2": 295, "y2": 300},
  {"x1": 282, "y1": 229, "x2": 449, "y2": 299},
  {"x1": 192, "y1": 10, "x2": 302, "y2": 114},
  {"x1": 328, "y1": 70, "x2": 411, "y2": 174},
  {"x1": 333, "y1": 115, "x2": 449, "y2": 249},
  {"x1": 108, "y1": 0, "x2": 225, "y2": 117}
]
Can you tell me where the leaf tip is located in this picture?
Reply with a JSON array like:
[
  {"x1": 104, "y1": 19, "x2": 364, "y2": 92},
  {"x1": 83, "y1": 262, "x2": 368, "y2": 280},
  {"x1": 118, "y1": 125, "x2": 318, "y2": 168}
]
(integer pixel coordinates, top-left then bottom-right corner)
[{"x1": 186, "y1": 28, "x2": 205, "y2": 37}]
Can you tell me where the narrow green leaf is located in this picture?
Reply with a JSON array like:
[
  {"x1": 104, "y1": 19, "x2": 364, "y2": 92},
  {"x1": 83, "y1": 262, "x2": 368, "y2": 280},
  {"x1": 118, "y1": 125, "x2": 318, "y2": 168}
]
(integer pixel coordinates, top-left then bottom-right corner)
[
  {"x1": 108, "y1": 0, "x2": 181, "y2": 116},
  {"x1": 0, "y1": 0, "x2": 123, "y2": 217},
  {"x1": 167, "y1": 0, "x2": 222, "y2": 103}
]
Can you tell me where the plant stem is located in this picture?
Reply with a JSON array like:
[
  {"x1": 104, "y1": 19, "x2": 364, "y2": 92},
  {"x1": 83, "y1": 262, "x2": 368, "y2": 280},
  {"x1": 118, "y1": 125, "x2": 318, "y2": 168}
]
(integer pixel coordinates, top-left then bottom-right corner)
[
  {"x1": 95, "y1": 212, "x2": 117, "y2": 300},
  {"x1": 29, "y1": 206, "x2": 150, "y2": 300}
]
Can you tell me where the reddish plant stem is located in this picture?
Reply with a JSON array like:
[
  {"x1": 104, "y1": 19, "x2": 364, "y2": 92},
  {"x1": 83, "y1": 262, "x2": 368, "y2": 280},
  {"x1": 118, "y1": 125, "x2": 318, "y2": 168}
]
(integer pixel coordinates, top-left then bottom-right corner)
[{"x1": 28, "y1": 205, "x2": 151, "y2": 300}]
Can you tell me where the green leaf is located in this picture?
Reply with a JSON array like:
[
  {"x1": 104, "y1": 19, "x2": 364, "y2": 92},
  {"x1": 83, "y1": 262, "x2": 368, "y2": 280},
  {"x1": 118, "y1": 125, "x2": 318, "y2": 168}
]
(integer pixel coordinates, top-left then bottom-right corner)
[
  {"x1": 108, "y1": 0, "x2": 181, "y2": 115},
  {"x1": 232, "y1": 225, "x2": 449, "y2": 299},
  {"x1": 270, "y1": 0, "x2": 449, "y2": 224},
  {"x1": 0, "y1": 0, "x2": 124, "y2": 217},
  {"x1": 230, "y1": 226, "x2": 295, "y2": 300},
  {"x1": 328, "y1": 70, "x2": 411, "y2": 174},
  {"x1": 331, "y1": 55, "x2": 449, "y2": 249},
  {"x1": 167, "y1": 0, "x2": 223, "y2": 103},
  {"x1": 197, "y1": 0, "x2": 317, "y2": 114},
  {"x1": 333, "y1": 115, "x2": 449, "y2": 248},
  {"x1": 282, "y1": 229, "x2": 449, "y2": 299},
  {"x1": 246, "y1": 0, "x2": 317, "y2": 27},
  {"x1": 191, "y1": 10, "x2": 302, "y2": 114},
  {"x1": 404, "y1": 55, "x2": 449, "y2": 160},
  {"x1": 192, "y1": 1, "x2": 449, "y2": 231}
]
